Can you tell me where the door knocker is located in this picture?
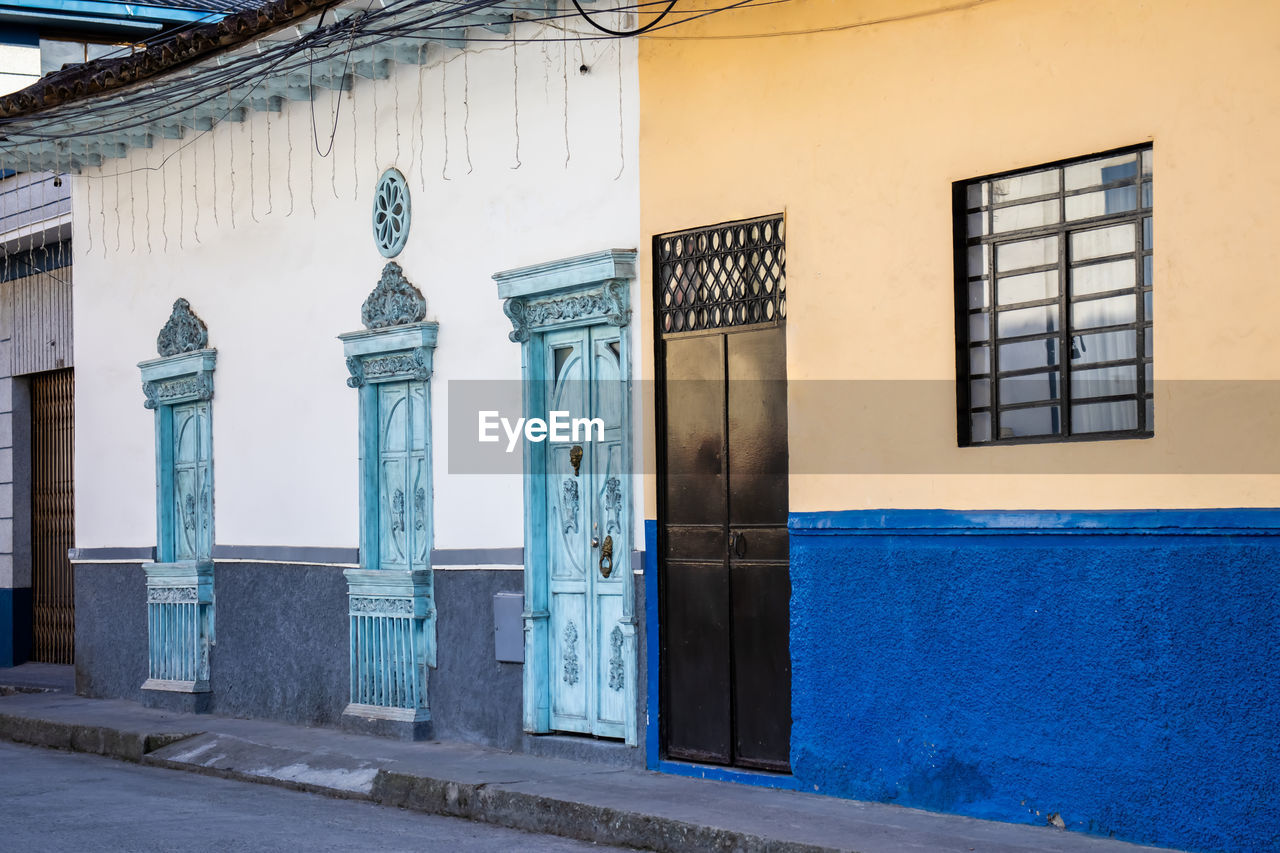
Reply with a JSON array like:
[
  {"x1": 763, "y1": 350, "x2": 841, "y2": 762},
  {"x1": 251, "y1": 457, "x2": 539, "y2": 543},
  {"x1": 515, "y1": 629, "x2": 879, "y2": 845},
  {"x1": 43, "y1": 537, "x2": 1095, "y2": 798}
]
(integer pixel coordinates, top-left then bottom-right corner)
[
  {"x1": 598, "y1": 535, "x2": 614, "y2": 578},
  {"x1": 570, "y1": 445, "x2": 583, "y2": 477}
]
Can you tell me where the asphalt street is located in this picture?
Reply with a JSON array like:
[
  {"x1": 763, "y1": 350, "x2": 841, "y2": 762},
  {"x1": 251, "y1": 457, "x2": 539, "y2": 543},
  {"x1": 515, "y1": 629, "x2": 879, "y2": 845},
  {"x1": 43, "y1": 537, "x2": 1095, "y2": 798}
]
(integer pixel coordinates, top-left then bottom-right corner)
[{"x1": 1, "y1": 741, "x2": 628, "y2": 852}]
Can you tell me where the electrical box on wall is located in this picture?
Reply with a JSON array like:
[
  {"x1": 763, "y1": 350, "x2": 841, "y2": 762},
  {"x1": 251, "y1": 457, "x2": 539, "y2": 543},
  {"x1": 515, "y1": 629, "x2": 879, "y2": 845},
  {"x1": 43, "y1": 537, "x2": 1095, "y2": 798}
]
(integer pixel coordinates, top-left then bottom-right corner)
[{"x1": 493, "y1": 592, "x2": 524, "y2": 663}]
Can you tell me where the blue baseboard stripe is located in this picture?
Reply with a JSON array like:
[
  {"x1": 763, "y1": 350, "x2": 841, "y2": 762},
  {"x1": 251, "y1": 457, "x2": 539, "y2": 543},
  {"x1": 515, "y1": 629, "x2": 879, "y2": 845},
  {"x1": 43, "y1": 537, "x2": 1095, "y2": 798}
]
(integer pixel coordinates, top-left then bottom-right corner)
[
  {"x1": 654, "y1": 759, "x2": 803, "y2": 791},
  {"x1": 644, "y1": 519, "x2": 660, "y2": 771},
  {"x1": 0, "y1": 587, "x2": 32, "y2": 667},
  {"x1": 790, "y1": 508, "x2": 1280, "y2": 535}
]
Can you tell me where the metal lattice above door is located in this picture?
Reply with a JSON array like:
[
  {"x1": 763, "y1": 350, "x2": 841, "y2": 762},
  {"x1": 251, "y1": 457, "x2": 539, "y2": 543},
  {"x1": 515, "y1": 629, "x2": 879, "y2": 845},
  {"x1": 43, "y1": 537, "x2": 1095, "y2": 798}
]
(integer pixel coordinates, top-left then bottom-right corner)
[{"x1": 656, "y1": 214, "x2": 786, "y2": 335}]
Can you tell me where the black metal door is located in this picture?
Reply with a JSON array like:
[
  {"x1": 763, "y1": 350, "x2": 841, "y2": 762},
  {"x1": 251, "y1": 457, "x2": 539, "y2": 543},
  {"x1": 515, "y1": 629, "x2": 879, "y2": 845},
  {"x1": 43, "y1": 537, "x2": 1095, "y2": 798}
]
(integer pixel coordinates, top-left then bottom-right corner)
[{"x1": 656, "y1": 215, "x2": 790, "y2": 772}]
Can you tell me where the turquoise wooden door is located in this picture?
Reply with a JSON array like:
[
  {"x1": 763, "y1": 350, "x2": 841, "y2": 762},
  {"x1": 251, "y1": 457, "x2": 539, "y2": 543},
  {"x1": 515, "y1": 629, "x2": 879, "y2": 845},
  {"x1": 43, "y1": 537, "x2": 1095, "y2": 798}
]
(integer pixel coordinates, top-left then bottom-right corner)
[
  {"x1": 378, "y1": 381, "x2": 430, "y2": 571},
  {"x1": 546, "y1": 325, "x2": 628, "y2": 739},
  {"x1": 171, "y1": 401, "x2": 211, "y2": 562}
]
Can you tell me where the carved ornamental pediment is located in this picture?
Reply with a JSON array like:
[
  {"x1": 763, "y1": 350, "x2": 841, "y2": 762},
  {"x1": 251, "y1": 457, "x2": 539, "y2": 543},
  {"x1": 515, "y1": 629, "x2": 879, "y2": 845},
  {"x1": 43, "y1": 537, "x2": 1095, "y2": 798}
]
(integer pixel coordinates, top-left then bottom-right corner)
[
  {"x1": 362, "y1": 261, "x2": 427, "y2": 330},
  {"x1": 140, "y1": 298, "x2": 216, "y2": 410},
  {"x1": 156, "y1": 298, "x2": 209, "y2": 357}
]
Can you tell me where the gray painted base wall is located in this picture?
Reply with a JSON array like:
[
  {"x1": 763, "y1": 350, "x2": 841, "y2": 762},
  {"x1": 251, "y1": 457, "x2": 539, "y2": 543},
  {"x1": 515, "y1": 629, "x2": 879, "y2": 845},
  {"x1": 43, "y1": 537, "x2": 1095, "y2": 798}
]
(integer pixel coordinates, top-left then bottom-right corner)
[
  {"x1": 74, "y1": 561, "x2": 647, "y2": 766},
  {"x1": 75, "y1": 562, "x2": 146, "y2": 700},
  {"x1": 76, "y1": 561, "x2": 347, "y2": 726},
  {"x1": 428, "y1": 569, "x2": 524, "y2": 749}
]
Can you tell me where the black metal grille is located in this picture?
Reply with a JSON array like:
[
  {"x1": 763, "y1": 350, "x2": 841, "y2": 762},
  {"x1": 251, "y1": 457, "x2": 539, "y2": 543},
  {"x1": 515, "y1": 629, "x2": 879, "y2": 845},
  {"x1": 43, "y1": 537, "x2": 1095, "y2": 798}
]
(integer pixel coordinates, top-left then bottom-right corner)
[
  {"x1": 955, "y1": 145, "x2": 1153, "y2": 445},
  {"x1": 656, "y1": 214, "x2": 786, "y2": 335}
]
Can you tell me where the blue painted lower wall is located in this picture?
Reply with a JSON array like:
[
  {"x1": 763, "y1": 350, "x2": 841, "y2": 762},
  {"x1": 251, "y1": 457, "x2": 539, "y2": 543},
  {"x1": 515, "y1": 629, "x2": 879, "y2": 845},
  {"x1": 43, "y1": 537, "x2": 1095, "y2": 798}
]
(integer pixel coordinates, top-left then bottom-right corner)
[
  {"x1": 788, "y1": 509, "x2": 1280, "y2": 853},
  {"x1": 0, "y1": 586, "x2": 32, "y2": 667}
]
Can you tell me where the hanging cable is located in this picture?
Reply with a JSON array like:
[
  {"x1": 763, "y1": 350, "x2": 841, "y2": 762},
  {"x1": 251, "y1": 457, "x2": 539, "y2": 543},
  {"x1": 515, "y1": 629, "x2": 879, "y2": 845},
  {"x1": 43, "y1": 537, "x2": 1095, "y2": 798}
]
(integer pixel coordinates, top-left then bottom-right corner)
[{"x1": 571, "y1": 0, "x2": 678, "y2": 37}]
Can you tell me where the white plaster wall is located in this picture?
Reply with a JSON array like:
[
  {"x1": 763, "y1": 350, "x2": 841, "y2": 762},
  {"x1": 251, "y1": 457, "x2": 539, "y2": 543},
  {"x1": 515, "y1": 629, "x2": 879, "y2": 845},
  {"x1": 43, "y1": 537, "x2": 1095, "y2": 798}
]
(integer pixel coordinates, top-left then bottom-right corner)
[{"x1": 72, "y1": 18, "x2": 640, "y2": 552}]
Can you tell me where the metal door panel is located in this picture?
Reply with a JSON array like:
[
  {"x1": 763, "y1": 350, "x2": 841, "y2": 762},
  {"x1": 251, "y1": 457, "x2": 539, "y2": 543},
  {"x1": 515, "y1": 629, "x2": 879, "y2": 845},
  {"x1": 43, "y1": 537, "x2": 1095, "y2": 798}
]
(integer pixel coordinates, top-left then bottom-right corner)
[
  {"x1": 660, "y1": 332, "x2": 733, "y2": 762},
  {"x1": 662, "y1": 335, "x2": 727, "y2": 526},
  {"x1": 727, "y1": 327, "x2": 788, "y2": 527},
  {"x1": 729, "y1": 559, "x2": 791, "y2": 770},
  {"x1": 663, "y1": 559, "x2": 732, "y2": 763},
  {"x1": 659, "y1": 320, "x2": 790, "y2": 770},
  {"x1": 726, "y1": 325, "x2": 791, "y2": 770},
  {"x1": 664, "y1": 525, "x2": 724, "y2": 561}
]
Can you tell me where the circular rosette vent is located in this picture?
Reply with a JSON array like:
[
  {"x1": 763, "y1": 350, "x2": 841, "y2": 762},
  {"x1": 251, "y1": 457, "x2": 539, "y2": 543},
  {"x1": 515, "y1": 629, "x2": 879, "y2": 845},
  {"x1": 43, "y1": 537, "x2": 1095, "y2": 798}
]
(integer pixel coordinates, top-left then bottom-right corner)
[{"x1": 372, "y1": 168, "x2": 411, "y2": 258}]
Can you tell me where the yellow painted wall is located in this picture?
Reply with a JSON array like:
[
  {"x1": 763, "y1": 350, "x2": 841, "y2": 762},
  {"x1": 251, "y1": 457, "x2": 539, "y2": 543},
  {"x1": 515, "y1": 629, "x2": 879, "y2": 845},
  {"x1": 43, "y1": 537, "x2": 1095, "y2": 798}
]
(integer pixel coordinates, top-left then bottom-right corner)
[{"x1": 639, "y1": 0, "x2": 1280, "y2": 513}]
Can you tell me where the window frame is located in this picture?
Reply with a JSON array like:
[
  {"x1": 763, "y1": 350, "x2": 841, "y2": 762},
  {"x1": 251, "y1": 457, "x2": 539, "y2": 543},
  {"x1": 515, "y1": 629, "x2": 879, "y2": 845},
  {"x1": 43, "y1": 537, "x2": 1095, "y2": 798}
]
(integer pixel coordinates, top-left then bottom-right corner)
[{"x1": 953, "y1": 143, "x2": 1154, "y2": 447}]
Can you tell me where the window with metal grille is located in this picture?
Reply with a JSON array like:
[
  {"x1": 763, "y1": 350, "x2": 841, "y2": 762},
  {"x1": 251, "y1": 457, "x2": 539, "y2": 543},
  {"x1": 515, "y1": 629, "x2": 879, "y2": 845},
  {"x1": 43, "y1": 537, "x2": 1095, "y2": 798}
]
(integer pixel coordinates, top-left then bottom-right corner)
[
  {"x1": 955, "y1": 145, "x2": 1153, "y2": 445},
  {"x1": 656, "y1": 213, "x2": 786, "y2": 334}
]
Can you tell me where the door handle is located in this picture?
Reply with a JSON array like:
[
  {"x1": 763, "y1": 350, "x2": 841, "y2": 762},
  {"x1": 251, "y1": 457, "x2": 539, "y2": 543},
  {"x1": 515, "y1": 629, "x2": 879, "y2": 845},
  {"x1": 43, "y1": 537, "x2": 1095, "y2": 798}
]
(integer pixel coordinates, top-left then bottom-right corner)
[
  {"x1": 599, "y1": 535, "x2": 614, "y2": 578},
  {"x1": 570, "y1": 445, "x2": 583, "y2": 477},
  {"x1": 729, "y1": 531, "x2": 746, "y2": 557}
]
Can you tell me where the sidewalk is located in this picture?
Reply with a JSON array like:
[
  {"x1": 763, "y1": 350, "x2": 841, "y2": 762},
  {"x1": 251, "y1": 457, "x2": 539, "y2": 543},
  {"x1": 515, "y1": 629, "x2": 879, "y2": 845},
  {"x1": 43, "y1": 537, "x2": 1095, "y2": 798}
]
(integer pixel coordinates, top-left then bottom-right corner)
[{"x1": 0, "y1": 665, "x2": 1171, "y2": 853}]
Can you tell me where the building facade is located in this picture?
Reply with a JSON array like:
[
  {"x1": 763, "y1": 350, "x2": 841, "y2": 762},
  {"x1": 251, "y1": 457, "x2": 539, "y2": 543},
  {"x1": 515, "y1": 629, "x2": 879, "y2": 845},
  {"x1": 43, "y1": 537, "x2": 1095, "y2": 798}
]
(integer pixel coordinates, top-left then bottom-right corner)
[
  {"x1": 55, "y1": 0, "x2": 648, "y2": 761},
  {"x1": 0, "y1": 0, "x2": 229, "y2": 667},
  {"x1": 638, "y1": 2, "x2": 1278, "y2": 851},
  {"x1": 0, "y1": 1, "x2": 1275, "y2": 851}
]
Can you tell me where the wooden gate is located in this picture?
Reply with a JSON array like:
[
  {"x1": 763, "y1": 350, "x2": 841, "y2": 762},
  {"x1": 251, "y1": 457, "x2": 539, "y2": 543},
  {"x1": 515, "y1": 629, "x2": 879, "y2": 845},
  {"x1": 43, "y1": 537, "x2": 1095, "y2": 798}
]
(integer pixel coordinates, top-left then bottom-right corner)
[{"x1": 31, "y1": 368, "x2": 74, "y2": 664}]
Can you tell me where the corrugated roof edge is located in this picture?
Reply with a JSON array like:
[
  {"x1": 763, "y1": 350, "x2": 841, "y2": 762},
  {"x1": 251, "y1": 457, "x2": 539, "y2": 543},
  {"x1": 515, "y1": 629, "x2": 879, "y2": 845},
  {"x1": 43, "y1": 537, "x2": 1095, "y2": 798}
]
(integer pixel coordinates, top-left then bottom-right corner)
[{"x1": 0, "y1": 0, "x2": 340, "y2": 120}]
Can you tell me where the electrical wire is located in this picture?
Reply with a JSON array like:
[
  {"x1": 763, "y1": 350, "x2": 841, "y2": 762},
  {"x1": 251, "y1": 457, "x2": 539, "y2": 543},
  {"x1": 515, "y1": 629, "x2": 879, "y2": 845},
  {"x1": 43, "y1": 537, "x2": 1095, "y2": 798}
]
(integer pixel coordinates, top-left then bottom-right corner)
[
  {"x1": 570, "y1": 0, "x2": 675, "y2": 37},
  {"x1": 0, "y1": 0, "x2": 792, "y2": 174}
]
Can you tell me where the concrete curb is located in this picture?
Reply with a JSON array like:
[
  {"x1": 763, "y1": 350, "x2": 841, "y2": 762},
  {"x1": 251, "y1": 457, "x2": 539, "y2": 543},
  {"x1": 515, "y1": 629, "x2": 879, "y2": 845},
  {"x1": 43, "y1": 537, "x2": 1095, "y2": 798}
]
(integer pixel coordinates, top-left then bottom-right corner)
[
  {"x1": 0, "y1": 694, "x2": 1169, "y2": 853},
  {"x1": 0, "y1": 711, "x2": 192, "y2": 762},
  {"x1": 371, "y1": 770, "x2": 840, "y2": 853},
  {"x1": 0, "y1": 708, "x2": 841, "y2": 853}
]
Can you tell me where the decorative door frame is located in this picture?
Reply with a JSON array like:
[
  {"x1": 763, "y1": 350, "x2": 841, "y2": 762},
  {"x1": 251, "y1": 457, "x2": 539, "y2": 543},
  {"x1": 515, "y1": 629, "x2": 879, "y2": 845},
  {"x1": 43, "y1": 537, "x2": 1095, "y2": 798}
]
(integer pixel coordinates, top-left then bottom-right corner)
[
  {"x1": 340, "y1": 262, "x2": 438, "y2": 727},
  {"x1": 138, "y1": 298, "x2": 216, "y2": 694},
  {"x1": 495, "y1": 249, "x2": 639, "y2": 746}
]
